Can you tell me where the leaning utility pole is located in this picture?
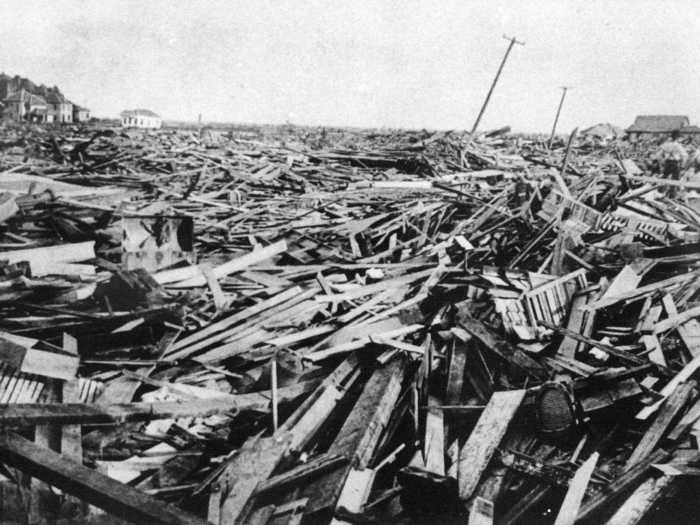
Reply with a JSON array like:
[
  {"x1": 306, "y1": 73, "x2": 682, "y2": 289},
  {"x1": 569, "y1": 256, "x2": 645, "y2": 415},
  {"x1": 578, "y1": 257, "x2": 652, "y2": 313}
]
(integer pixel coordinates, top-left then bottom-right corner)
[
  {"x1": 469, "y1": 34, "x2": 525, "y2": 137},
  {"x1": 548, "y1": 86, "x2": 570, "y2": 149}
]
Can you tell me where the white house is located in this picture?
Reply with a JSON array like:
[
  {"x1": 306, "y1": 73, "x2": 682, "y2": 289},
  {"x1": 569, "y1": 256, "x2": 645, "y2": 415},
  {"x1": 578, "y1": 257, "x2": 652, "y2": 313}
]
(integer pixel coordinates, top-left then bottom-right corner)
[
  {"x1": 120, "y1": 109, "x2": 162, "y2": 129},
  {"x1": 46, "y1": 90, "x2": 73, "y2": 123}
]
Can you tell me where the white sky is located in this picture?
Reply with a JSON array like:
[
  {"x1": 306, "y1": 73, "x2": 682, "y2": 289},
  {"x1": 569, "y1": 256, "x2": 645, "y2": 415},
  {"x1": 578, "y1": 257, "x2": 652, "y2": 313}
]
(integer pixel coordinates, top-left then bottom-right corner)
[{"x1": 1, "y1": 0, "x2": 699, "y2": 131}]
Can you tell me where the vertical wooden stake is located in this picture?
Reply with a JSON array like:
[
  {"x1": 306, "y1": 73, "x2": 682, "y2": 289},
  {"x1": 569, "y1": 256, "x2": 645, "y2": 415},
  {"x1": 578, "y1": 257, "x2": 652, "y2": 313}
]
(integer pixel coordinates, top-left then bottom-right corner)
[{"x1": 271, "y1": 353, "x2": 279, "y2": 432}]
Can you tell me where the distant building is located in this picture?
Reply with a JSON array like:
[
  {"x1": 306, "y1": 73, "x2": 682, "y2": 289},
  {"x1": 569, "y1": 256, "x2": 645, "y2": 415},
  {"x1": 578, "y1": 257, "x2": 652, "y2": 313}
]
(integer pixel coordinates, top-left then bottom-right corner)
[
  {"x1": 72, "y1": 104, "x2": 90, "y2": 122},
  {"x1": 2, "y1": 89, "x2": 48, "y2": 122},
  {"x1": 120, "y1": 109, "x2": 162, "y2": 129},
  {"x1": 46, "y1": 90, "x2": 73, "y2": 123},
  {"x1": 581, "y1": 123, "x2": 624, "y2": 142},
  {"x1": 626, "y1": 115, "x2": 690, "y2": 140}
]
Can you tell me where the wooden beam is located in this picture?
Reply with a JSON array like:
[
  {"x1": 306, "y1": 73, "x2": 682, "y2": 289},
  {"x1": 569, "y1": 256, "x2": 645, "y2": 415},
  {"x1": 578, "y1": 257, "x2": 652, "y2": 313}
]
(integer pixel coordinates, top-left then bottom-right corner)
[
  {"x1": 0, "y1": 380, "x2": 320, "y2": 426},
  {"x1": 0, "y1": 332, "x2": 79, "y2": 381},
  {"x1": 455, "y1": 314, "x2": 548, "y2": 379},
  {"x1": 576, "y1": 448, "x2": 670, "y2": 523},
  {"x1": 457, "y1": 389, "x2": 526, "y2": 501},
  {"x1": 554, "y1": 452, "x2": 599, "y2": 525},
  {"x1": 155, "y1": 240, "x2": 287, "y2": 286},
  {"x1": 302, "y1": 357, "x2": 407, "y2": 516},
  {"x1": 217, "y1": 435, "x2": 289, "y2": 525},
  {"x1": 255, "y1": 454, "x2": 348, "y2": 496},
  {"x1": 539, "y1": 320, "x2": 645, "y2": 365},
  {"x1": 586, "y1": 270, "x2": 700, "y2": 311},
  {"x1": 605, "y1": 475, "x2": 674, "y2": 525},
  {"x1": 625, "y1": 382, "x2": 695, "y2": 470},
  {"x1": 637, "y1": 355, "x2": 700, "y2": 420},
  {"x1": 446, "y1": 338, "x2": 468, "y2": 405},
  {"x1": 0, "y1": 431, "x2": 206, "y2": 525},
  {"x1": 424, "y1": 396, "x2": 446, "y2": 475},
  {"x1": 0, "y1": 241, "x2": 95, "y2": 276}
]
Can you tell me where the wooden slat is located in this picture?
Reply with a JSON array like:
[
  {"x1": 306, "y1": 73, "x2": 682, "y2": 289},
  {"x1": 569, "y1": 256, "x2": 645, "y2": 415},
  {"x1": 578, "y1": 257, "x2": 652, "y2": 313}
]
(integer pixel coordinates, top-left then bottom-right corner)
[
  {"x1": 457, "y1": 389, "x2": 526, "y2": 501},
  {"x1": 553, "y1": 452, "x2": 599, "y2": 525},
  {"x1": 0, "y1": 431, "x2": 206, "y2": 525}
]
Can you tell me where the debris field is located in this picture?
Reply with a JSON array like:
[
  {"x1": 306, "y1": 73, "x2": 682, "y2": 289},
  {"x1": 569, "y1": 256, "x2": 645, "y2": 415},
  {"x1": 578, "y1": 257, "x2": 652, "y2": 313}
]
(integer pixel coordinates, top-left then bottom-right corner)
[{"x1": 1, "y1": 122, "x2": 700, "y2": 525}]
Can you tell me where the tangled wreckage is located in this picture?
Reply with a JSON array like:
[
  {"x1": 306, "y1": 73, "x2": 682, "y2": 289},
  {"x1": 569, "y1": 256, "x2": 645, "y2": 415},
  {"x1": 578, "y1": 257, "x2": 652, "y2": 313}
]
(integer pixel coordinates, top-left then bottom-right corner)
[{"x1": 0, "y1": 121, "x2": 700, "y2": 524}]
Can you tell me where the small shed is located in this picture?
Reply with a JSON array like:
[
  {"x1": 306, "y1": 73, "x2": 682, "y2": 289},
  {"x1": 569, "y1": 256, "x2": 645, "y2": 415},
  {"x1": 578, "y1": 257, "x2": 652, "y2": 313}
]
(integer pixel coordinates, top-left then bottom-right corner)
[{"x1": 626, "y1": 115, "x2": 690, "y2": 140}]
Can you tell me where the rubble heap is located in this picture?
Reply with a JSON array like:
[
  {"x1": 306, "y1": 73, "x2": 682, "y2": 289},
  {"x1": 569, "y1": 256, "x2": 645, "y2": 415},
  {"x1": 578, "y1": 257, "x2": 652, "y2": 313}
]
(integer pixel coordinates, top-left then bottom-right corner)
[{"x1": 0, "y1": 122, "x2": 700, "y2": 524}]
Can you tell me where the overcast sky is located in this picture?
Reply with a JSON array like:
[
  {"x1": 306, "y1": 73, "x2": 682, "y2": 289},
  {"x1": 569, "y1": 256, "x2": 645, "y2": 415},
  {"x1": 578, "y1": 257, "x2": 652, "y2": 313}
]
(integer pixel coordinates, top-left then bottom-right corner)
[{"x1": 1, "y1": 0, "x2": 699, "y2": 131}]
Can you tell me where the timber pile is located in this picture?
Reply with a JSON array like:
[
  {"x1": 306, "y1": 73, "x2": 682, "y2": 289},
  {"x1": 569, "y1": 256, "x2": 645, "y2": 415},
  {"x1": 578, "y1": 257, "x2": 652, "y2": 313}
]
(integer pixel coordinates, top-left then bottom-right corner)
[{"x1": 0, "y1": 122, "x2": 700, "y2": 524}]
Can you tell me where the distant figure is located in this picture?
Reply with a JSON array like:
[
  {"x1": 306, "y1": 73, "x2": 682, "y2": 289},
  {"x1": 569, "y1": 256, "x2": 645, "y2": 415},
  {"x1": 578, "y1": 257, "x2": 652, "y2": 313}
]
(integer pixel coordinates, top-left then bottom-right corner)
[
  {"x1": 653, "y1": 130, "x2": 688, "y2": 178},
  {"x1": 652, "y1": 130, "x2": 688, "y2": 197}
]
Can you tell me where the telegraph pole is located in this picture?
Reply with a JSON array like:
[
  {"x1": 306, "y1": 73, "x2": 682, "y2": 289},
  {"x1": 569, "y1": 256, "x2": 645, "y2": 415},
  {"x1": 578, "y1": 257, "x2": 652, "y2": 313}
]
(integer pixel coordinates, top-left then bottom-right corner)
[
  {"x1": 470, "y1": 35, "x2": 525, "y2": 137},
  {"x1": 548, "y1": 86, "x2": 570, "y2": 149}
]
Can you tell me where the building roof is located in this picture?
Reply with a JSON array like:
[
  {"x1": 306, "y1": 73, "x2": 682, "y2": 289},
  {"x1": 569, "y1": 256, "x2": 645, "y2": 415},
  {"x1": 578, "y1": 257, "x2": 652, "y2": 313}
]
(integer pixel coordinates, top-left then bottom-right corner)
[
  {"x1": 627, "y1": 115, "x2": 690, "y2": 133},
  {"x1": 680, "y1": 125, "x2": 700, "y2": 134},
  {"x1": 2, "y1": 89, "x2": 47, "y2": 107},
  {"x1": 120, "y1": 109, "x2": 160, "y2": 118},
  {"x1": 45, "y1": 91, "x2": 70, "y2": 105},
  {"x1": 72, "y1": 103, "x2": 89, "y2": 112},
  {"x1": 27, "y1": 93, "x2": 47, "y2": 107}
]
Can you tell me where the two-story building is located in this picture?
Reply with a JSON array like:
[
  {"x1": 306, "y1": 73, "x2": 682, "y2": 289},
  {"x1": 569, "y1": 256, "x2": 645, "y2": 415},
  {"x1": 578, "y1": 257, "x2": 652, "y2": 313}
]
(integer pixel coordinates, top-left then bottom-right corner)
[
  {"x1": 46, "y1": 90, "x2": 73, "y2": 123},
  {"x1": 120, "y1": 109, "x2": 162, "y2": 129},
  {"x1": 2, "y1": 89, "x2": 48, "y2": 122}
]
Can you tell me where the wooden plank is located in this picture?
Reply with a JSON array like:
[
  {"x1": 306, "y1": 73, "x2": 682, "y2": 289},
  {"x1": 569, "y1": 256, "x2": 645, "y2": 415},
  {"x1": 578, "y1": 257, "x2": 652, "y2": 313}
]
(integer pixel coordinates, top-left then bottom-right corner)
[
  {"x1": 622, "y1": 173, "x2": 700, "y2": 189},
  {"x1": 553, "y1": 452, "x2": 599, "y2": 525},
  {"x1": 208, "y1": 356, "x2": 359, "y2": 523},
  {"x1": 659, "y1": 295, "x2": 700, "y2": 357},
  {"x1": 332, "y1": 468, "x2": 376, "y2": 524},
  {"x1": 200, "y1": 263, "x2": 227, "y2": 310},
  {"x1": 255, "y1": 454, "x2": 348, "y2": 496},
  {"x1": 625, "y1": 382, "x2": 695, "y2": 470},
  {"x1": 0, "y1": 380, "x2": 319, "y2": 426},
  {"x1": 585, "y1": 269, "x2": 700, "y2": 311},
  {"x1": 0, "y1": 431, "x2": 206, "y2": 525},
  {"x1": 306, "y1": 323, "x2": 424, "y2": 362},
  {"x1": 279, "y1": 355, "x2": 361, "y2": 452},
  {"x1": 446, "y1": 339, "x2": 468, "y2": 404},
  {"x1": 0, "y1": 241, "x2": 95, "y2": 276},
  {"x1": 424, "y1": 396, "x2": 445, "y2": 475},
  {"x1": 455, "y1": 314, "x2": 548, "y2": 379},
  {"x1": 166, "y1": 286, "x2": 308, "y2": 360},
  {"x1": 603, "y1": 266, "x2": 642, "y2": 299},
  {"x1": 314, "y1": 268, "x2": 434, "y2": 304},
  {"x1": 167, "y1": 286, "x2": 302, "y2": 354},
  {"x1": 155, "y1": 240, "x2": 287, "y2": 286},
  {"x1": 301, "y1": 357, "x2": 407, "y2": 516},
  {"x1": 218, "y1": 435, "x2": 289, "y2": 525},
  {"x1": 668, "y1": 397, "x2": 700, "y2": 442},
  {"x1": 576, "y1": 448, "x2": 670, "y2": 523},
  {"x1": 637, "y1": 354, "x2": 700, "y2": 420},
  {"x1": 580, "y1": 379, "x2": 643, "y2": 413},
  {"x1": 557, "y1": 292, "x2": 589, "y2": 358},
  {"x1": 605, "y1": 475, "x2": 674, "y2": 525},
  {"x1": 539, "y1": 320, "x2": 645, "y2": 365},
  {"x1": 656, "y1": 301, "x2": 700, "y2": 333},
  {"x1": 0, "y1": 332, "x2": 79, "y2": 381},
  {"x1": 641, "y1": 334, "x2": 666, "y2": 367},
  {"x1": 457, "y1": 389, "x2": 526, "y2": 501}
]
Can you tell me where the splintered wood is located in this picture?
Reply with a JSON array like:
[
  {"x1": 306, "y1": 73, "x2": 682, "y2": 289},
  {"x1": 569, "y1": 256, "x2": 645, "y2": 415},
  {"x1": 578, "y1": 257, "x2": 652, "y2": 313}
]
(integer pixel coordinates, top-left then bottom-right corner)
[{"x1": 0, "y1": 122, "x2": 700, "y2": 524}]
